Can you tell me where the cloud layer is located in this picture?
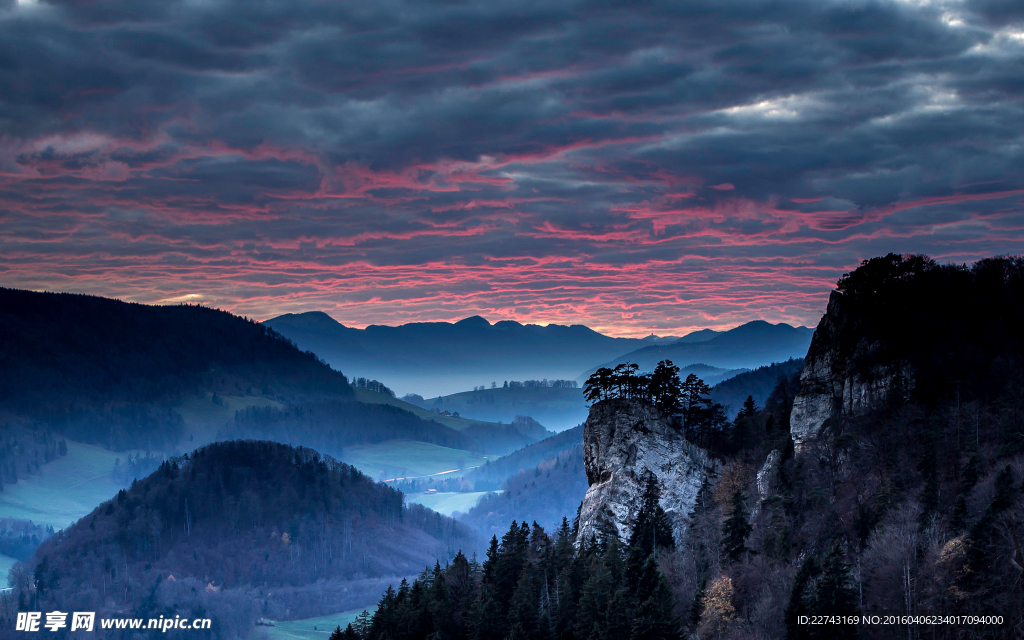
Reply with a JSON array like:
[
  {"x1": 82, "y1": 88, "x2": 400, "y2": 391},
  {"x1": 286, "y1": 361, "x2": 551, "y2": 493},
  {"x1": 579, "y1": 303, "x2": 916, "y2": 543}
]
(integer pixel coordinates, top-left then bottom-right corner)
[{"x1": 1, "y1": 0, "x2": 1022, "y2": 335}]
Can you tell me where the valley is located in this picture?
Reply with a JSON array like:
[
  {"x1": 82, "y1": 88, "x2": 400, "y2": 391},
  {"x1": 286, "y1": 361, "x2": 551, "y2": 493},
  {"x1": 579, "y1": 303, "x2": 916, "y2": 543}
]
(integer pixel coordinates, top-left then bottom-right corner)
[{"x1": 4, "y1": 256, "x2": 1021, "y2": 638}]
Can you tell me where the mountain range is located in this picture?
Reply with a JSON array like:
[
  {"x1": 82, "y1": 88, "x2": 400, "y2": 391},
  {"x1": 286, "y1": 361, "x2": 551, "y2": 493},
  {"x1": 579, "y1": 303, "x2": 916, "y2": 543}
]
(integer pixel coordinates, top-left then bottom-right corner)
[
  {"x1": 412, "y1": 362, "x2": 749, "y2": 431},
  {"x1": 581, "y1": 320, "x2": 813, "y2": 379},
  {"x1": 265, "y1": 312, "x2": 810, "y2": 397}
]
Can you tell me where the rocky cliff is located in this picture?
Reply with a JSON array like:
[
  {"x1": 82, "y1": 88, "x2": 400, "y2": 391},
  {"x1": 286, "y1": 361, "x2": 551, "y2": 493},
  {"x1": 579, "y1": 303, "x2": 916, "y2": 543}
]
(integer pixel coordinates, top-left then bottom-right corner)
[
  {"x1": 576, "y1": 399, "x2": 713, "y2": 546},
  {"x1": 789, "y1": 290, "x2": 913, "y2": 450}
]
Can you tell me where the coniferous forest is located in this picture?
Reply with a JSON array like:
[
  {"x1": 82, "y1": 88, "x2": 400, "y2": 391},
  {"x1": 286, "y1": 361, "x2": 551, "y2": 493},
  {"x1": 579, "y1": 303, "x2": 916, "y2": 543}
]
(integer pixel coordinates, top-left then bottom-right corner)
[{"x1": 335, "y1": 476, "x2": 678, "y2": 640}]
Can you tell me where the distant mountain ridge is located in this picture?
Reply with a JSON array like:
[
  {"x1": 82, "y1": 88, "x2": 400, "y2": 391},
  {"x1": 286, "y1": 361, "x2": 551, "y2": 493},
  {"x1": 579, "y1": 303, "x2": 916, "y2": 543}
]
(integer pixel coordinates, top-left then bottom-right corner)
[
  {"x1": 265, "y1": 312, "x2": 651, "y2": 396},
  {"x1": 419, "y1": 363, "x2": 747, "y2": 431},
  {"x1": 581, "y1": 320, "x2": 812, "y2": 379},
  {"x1": 265, "y1": 312, "x2": 801, "y2": 397}
]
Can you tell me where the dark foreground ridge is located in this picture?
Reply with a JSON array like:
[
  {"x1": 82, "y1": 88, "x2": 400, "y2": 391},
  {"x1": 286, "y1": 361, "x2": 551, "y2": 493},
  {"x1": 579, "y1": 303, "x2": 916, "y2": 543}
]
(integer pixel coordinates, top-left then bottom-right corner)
[{"x1": 0, "y1": 288, "x2": 352, "y2": 450}]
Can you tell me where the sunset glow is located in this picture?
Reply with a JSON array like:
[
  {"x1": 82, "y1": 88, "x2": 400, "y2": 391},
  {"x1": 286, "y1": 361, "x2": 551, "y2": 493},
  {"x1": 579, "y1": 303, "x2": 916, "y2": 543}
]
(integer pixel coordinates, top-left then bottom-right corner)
[{"x1": 1, "y1": 0, "x2": 1022, "y2": 335}]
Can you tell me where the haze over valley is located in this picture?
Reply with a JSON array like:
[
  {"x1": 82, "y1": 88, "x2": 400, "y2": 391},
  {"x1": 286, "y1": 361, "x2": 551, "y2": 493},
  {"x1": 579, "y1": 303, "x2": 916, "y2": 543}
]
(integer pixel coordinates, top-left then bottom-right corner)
[{"x1": 2, "y1": 0, "x2": 1023, "y2": 635}]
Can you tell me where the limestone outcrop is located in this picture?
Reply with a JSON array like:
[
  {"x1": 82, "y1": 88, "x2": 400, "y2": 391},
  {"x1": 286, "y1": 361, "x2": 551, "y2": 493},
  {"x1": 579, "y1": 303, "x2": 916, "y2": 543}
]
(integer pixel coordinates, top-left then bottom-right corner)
[
  {"x1": 789, "y1": 291, "x2": 913, "y2": 450},
  {"x1": 575, "y1": 399, "x2": 713, "y2": 546}
]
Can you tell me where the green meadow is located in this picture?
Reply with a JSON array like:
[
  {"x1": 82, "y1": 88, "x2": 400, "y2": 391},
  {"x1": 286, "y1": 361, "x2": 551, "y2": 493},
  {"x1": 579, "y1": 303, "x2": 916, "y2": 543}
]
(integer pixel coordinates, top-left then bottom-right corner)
[
  {"x1": 351, "y1": 388, "x2": 495, "y2": 432},
  {"x1": 0, "y1": 440, "x2": 123, "y2": 530},
  {"x1": 404, "y1": 491, "x2": 492, "y2": 516},
  {"x1": 258, "y1": 610, "x2": 369, "y2": 640},
  {"x1": 177, "y1": 392, "x2": 286, "y2": 446}
]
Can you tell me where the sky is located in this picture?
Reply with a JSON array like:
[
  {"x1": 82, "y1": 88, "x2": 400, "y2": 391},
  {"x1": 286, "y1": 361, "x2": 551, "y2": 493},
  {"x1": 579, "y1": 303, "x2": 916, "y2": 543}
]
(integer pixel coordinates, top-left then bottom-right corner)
[{"x1": 1, "y1": 0, "x2": 1022, "y2": 337}]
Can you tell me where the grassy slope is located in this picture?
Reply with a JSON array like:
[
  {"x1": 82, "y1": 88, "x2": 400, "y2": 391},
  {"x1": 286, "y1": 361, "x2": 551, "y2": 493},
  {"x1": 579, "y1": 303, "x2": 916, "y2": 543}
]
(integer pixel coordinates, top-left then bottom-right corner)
[
  {"x1": 0, "y1": 394, "x2": 284, "y2": 531},
  {"x1": 0, "y1": 441, "x2": 123, "y2": 529},
  {"x1": 340, "y1": 441, "x2": 495, "y2": 481},
  {"x1": 176, "y1": 392, "x2": 285, "y2": 446},
  {"x1": 422, "y1": 386, "x2": 586, "y2": 432},
  {"x1": 259, "y1": 609, "x2": 370, "y2": 640},
  {"x1": 351, "y1": 387, "x2": 495, "y2": 432},
  {"x1": 404, "y1": 491, "x2": 492, "y2": 516},
  {"x1": 0, "y1": 391, "x2": 501, "y2": 533}
]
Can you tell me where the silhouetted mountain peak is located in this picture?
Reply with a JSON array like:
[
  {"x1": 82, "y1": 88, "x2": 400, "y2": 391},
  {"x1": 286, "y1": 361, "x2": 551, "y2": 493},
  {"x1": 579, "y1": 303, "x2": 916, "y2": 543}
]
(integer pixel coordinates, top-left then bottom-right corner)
[
  {"x1": 273, "y1": 310, "x2": 349, "y2": 329},
  {"x1": 455, "y1": 315, "x2": 491, "y2": 328},
  {"x1": 586, "y1": 321, "x2": 813, "y2": 376},
  {"x1": 671, "y1": 328, "x2": 720, "y2": 344}
]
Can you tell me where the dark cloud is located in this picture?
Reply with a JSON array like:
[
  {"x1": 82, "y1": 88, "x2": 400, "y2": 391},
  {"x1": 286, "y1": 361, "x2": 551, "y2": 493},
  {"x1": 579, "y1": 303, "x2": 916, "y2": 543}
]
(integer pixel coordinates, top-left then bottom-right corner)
[{"x1": 0, "y1": 0, "x2": 1021, "y2": 334}]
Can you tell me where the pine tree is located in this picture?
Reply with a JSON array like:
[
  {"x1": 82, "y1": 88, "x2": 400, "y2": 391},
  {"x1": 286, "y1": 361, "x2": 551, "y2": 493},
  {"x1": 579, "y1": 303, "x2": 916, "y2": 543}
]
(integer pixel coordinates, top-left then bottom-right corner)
[
  {"x1": 573, "y1": 559, "x2": 607, "y2": 640},
  {"x1": 601, "y1": 587, "x2": 632, "y2": 640},
  {"x1": 446, "y1": 551, "x2": 476, "y2": 629},
  {"x1": 721, "y1": 488, "x2": 751, "y2": 564},
  {"x1": 740, "y1": 395, "x2": 757, "y2": 418},
  {"x1": 628, "y1": 474, "x2": 674, "y2": 557},
  {"x1": 352, "y1": 610, "x2": 371, "y2": 637},
  {"x1": 553, "y1": 554, "x2": 585, "y2": 640},
  {"x1": 507, "y1": 572, "x2": 541, "y2": 640},
  {"x1": 629, "y1": 557, "x2": 677, "y2": 640},
  {"x1": 809, "y1": 542, "x2": 858, "y2": 639},
  {"x1": 650, "y1": 360, "x2": 682, "y2": 413},
  {"x1": 368, "y1": 584, "x2": 399, "y2": 639},
  {"x1": 428, "y1": 561, "x2": 455, "y2": 639},
  {"x1": 329, "y1": 625, "x2": 359, "y2": 640},
  {"x1": 681, "y1": 373, "x2": 712, "y2": 437},
  {"x1": 785, "y1": 555, "x2": 818, "y2": 640}
]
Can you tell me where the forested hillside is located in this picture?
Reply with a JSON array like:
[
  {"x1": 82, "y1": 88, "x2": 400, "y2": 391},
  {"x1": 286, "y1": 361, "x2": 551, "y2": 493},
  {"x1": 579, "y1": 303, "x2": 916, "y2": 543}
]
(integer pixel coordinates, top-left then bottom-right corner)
[
  {"x1": 224, "y1": 402, "x2": 472, "y2": 454},
  {"x1": 466, "y1": 426, "x2": 583, "y2": 489},
  {"x1": 9, "y1": 441, "x2": 475, "y2": 637},
  {"x1": 224, "y1": 402, "x2": 547, "y2": 460},
  {"x1": 709, "y1": 358, "x2": 804, "y2": 419},
  {"x1": 418, "y1": 382, "x2": 586, "y2": 432},
  {"x1": 459, "y1": 445, "x2": 587, "y2": 536},
  {"x1": 0, "y1": 288, "x2": 351, "y2": 450}
]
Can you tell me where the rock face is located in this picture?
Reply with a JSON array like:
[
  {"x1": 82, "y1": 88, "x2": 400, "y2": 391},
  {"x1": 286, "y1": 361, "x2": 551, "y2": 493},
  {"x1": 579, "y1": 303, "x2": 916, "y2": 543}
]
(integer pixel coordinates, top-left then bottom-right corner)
[
  {"x1": 576, "y1": 399, "x2": 712, "y2": 546},
  {"x1": 790, "y1": 291, "x2": 913, "y2": 450},
  {"x1": 751, "y1": 449, "x2": 781, "y2": 519}
]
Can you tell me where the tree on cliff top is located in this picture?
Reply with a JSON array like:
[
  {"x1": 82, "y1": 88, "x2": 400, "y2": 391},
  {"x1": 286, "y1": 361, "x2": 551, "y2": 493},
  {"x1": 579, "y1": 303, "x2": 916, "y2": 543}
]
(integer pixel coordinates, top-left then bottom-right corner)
[{"x1": 584, "y1": 359, "x2": 684, "y2": 411}]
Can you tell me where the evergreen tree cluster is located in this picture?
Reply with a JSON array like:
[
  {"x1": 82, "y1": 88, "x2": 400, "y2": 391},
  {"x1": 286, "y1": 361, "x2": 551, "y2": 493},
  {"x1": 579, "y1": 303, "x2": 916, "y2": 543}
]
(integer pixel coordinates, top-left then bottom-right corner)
[
  {"x1": 352, "y1": 377, "x2": 397, "y2": 397},
  {"x1": 340, "y1": 478, "x2": 679, "y2": 640},
  {"x1": 0, "y1": 428, "x2": 68, "y2": 488},
  {"x1": 583, "y1": 360, "x2": 683, "y2": 412},
  {"x1": 585, "y1": 361, "x2": 739, "y2": 456},
  {"x1": 506, "y1": 379, "x2": 579, "y2": 389}
]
